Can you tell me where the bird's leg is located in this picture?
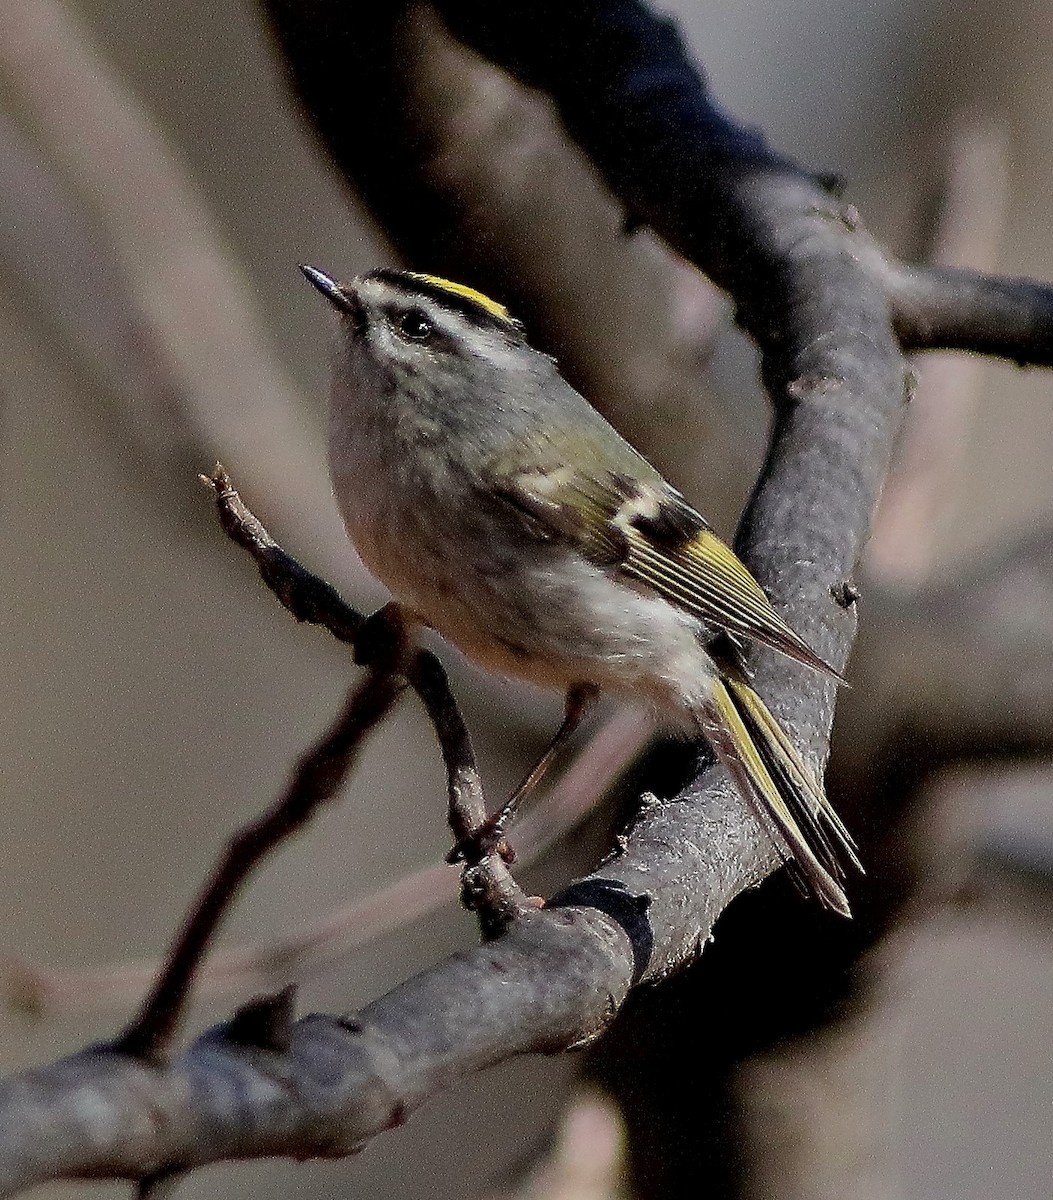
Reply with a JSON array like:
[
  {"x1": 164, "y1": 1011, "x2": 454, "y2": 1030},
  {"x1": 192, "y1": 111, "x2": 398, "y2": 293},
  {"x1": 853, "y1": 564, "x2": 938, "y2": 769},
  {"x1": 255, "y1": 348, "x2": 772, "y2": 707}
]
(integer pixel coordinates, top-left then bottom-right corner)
[
  {"x1": 448, "y1": 683, "x2": 598, "y2": 864},
  {"x1": 504, "y1": 683, "x2": 600, "y2": 824}
]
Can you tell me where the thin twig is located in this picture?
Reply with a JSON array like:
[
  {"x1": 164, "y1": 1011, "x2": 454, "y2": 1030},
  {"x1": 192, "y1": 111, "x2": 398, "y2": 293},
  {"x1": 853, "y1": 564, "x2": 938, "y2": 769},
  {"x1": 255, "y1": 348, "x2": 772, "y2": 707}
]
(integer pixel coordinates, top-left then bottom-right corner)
[
  {"x1": 199, "y1": 465, "x2": 528, "y2": 926},
  {"x1": 7, "y1": 708, "x2": 650, "y2": 1016},
  {"x1": 201, "y1": 464, "x2": 364, "y2": 643},
  {"x1": 112, "y1": 668, "x2": 405, "y2": 1062},
  {"x1": 408, "y1": 651, "x2": 528, "y2": 930},
  {"x1": 484, "y1": 1089, "x2": 626, "y2": 1200}
]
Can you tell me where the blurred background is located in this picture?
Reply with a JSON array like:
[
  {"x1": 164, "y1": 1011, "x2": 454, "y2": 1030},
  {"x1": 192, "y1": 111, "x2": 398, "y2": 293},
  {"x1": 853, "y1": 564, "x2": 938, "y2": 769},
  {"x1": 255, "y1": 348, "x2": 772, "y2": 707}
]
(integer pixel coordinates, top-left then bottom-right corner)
[{"x1": 0, "y1": 0, "x2": 1051, "y2": 1197}]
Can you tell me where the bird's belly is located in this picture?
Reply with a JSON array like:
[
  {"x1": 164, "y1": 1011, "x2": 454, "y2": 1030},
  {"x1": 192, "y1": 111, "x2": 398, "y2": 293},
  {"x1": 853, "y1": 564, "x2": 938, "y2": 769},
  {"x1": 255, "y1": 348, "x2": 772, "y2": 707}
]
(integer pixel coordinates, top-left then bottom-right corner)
[
  {"x1": 353, "y1": 515, "x2": 561, "y2": 678},
  {"x1": 360, "y1": 519, "x2": 707, "y2": 707}
]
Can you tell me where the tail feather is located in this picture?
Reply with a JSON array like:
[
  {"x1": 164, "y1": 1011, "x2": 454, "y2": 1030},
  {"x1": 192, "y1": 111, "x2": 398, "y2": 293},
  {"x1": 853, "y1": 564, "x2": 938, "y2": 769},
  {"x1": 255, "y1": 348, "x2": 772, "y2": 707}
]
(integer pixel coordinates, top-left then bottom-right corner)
[
  {"x1": 725, "y1": 676, "x2": 862, "y2": 872},
  {"x1": 700, "y1": 677, "x2": 860, "y2": 916}
]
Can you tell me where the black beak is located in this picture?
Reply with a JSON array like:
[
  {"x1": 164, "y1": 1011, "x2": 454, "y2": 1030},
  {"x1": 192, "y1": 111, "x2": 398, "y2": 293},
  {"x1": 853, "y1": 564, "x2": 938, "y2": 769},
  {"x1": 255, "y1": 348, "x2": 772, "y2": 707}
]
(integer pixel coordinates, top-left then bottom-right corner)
[{"x1": 299, "y1": 265, "x2": 363, "y2": 323}]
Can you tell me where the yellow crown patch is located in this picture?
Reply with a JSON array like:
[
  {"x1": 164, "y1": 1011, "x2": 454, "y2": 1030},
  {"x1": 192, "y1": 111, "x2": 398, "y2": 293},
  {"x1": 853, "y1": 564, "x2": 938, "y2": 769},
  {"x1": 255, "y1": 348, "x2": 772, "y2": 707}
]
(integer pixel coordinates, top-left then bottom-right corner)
[{"x1": 407, "y1": 273, "x2": 518, "y2": 328}]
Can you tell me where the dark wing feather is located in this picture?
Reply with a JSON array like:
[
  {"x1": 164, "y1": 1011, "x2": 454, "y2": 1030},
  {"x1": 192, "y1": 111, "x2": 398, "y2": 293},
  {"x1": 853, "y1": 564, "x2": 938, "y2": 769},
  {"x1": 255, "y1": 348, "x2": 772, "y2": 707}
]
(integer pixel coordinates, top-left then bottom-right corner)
[{"x1": 492, "y1": 462, "x2": 838, "y2": 677}]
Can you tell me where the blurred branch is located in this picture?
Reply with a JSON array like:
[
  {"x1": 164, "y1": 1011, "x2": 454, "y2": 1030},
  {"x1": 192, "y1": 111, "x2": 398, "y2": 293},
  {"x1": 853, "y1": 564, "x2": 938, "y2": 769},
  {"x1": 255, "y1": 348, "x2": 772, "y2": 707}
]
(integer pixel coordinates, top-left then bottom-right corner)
[
  {"x1": 0, "y1": 0, "x2": 358, "y2": 580},
  {"x1": 846, "y1": 525, "x2": 1053, "y2": 778},
  {"x1": 979, "y1": 836, "x2": 1053, "y2": 906},
  {"x1": 0, "y1": 110, "x2": 189, "y2": 462},
  {"x1": 732, "y1": 759, "x2": 990, "y2": 1200},
  {"x1": 734, "y1": 1014, "x2": 902, "y2": 1200},
  {"x1": 869, "y1": 115, "x2": 1009, "y2": 584},
  {"x1": 486, "y1": 1090, "x2": 627, "y2": 1200}
]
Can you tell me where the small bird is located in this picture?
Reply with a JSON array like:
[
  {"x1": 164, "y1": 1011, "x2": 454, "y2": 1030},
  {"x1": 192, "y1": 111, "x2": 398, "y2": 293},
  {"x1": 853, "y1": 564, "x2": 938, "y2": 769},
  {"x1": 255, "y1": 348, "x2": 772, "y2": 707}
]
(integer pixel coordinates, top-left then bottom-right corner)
[{"x1": 303, "y1": 265, "x2": 859, "y2": 915}]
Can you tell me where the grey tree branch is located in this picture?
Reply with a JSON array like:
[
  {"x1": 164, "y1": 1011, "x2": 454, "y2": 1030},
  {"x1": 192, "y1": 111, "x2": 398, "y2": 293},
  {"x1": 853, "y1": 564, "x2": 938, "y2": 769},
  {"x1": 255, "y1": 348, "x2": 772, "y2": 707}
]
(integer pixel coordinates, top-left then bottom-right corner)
[{"x1": 884, "y1": 261, "x2": 1053, "y2": 366}]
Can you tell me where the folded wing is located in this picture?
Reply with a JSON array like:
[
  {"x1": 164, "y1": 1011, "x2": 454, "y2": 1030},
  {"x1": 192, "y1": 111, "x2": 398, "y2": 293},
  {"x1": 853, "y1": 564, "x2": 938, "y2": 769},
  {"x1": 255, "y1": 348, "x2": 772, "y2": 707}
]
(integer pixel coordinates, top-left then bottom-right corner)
[{"x1": 491, "y1": 461, "x2": 837, "y2": 677}]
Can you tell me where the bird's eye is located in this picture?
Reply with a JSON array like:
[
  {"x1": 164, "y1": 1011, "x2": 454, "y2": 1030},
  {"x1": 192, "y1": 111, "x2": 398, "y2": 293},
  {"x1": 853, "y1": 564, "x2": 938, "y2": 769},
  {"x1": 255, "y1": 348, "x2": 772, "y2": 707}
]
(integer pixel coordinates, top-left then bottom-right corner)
[{"x1": 397, "y1": 310, "x2": 434, "y2": 341}]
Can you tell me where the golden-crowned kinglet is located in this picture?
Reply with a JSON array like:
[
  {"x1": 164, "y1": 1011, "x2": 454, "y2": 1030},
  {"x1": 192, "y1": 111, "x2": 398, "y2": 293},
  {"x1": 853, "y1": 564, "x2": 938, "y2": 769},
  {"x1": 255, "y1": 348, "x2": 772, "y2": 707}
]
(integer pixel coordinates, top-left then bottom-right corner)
[{"x1": 303, "y1": 265, "x2": 859, "y2": 915}]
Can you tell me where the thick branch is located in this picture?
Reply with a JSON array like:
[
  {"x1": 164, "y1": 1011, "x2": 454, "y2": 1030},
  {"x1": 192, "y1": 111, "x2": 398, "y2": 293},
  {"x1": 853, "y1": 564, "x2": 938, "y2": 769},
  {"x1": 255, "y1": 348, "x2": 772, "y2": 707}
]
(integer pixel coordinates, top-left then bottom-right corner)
[
  {"x1": 843, "y1": 526, "x2": 1053, "y2": 783},
  {"x1": 886, "y1": 262, "x2": 1053, "y2": 366}
]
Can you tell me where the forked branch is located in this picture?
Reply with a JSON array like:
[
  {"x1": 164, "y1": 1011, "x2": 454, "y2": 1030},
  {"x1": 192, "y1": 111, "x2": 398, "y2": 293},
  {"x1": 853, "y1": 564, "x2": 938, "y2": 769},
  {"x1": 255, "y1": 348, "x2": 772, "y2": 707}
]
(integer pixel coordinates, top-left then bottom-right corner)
[
  {"x1": 104, "y1": 467, "x2": 528, "y2": 1064},
  {"x1": 200, "y1": 466, "x2": 528, "y2": 928}
]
